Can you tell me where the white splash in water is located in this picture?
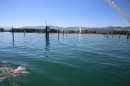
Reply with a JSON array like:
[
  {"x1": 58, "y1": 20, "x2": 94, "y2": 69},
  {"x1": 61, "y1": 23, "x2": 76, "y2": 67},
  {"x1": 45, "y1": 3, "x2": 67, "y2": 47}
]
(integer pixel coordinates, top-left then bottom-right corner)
[{"x1": 0, "y1": 66, "x2": 30, "y2": 82}]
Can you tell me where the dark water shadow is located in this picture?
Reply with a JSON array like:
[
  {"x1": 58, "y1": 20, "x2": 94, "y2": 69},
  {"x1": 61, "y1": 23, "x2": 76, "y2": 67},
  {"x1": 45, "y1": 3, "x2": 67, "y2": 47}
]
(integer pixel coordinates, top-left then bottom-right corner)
[
  {"x1": 24, "y1": 32, "x2": 25, "y2": 39},
  {"x1": 45, "y1": 37, "x2": 50, "y2": 50},
  {"x1": 58, "y1": 33, "x2": 60, "y2": 43},
  {"x1": 66, "y1": 31, "x2": 67, "y2": 39},
  {"x1": 12, "y1": 33, "x2": 14, "y2": 46},
  {"x1": 62, "y1": 32, "x2": 64, "y2": 41},
  {"x1": 45, "y1": 37, "x2": 50, "y2": 58}
]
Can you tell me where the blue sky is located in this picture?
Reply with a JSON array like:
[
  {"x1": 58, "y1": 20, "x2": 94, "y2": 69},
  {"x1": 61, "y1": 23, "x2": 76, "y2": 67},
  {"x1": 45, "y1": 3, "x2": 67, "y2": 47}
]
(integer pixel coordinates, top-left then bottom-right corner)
[{"x1": 0, "y1": 0, "x2": 130, "y2": 27}]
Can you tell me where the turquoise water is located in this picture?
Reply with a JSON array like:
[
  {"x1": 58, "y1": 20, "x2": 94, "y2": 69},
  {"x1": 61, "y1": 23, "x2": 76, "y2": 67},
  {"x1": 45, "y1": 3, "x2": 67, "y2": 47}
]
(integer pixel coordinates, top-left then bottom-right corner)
[{"x1": 0, "y1": 32, "x2": 130, "y2": 86}]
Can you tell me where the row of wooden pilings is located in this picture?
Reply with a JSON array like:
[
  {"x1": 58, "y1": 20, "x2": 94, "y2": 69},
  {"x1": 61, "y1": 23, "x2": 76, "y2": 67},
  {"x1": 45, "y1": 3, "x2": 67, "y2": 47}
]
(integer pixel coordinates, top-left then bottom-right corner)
[
  {"x1": 104, "y1": 32, "x2": 129, "y2": 39},
  {"x1": 11, "y1": 26, "x2": 129, "y2": 45},
  {"x1": 11, "y1": 25, "x2": 68, "y2": 46}
]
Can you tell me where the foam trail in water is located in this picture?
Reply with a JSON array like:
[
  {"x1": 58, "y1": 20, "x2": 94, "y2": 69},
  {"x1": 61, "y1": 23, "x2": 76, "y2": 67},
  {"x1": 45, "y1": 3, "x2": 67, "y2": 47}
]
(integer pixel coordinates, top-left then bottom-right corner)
[{"x1": 0, "y1": 66, "x2": 30, "y2": 82}]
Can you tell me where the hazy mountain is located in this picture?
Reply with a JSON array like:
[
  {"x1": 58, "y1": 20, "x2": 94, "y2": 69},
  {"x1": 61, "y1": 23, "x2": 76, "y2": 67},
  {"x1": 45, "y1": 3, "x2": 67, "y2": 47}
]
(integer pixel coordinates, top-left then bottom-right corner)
[{"x1": 21, "y1": 25, "x2": 64, "y2": 30}]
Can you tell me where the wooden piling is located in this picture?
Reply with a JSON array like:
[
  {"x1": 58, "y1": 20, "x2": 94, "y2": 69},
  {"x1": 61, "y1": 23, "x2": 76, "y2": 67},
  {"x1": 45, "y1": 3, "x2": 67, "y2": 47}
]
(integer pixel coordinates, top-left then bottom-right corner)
[
  {"x1": 112, "y1": 32, "x2": 113, "y2": 38},
  {"x1": 63, "y1": 30, "x2": 64, "y2": 34},
  {"x1": 119, "y1": 31, "x2": 121, "y2": 39},
  {"x1": 24, "y1": 28, "x2": 25, "y2": 36},
  {"x1": 58, "y1": 29, "x2": 60, "y2": 34},
  {"x1": 45, "y1": 25, "x2": 48, "y2": 38},
  {"x1": 45, "y1": 36, "x2": 50, "y2": 51},
  {"x1": 66, "y1": 30, "x2": 67, "y2": 36},
  {"x1": 58, "y1": 29, "x2": 59, "y2": 41},
  {"x1": 12, "y1": 26, "x2": 14, "y2": 46},
  {"x1": 45, "y1": 21, "x2": 49, "y2": 38},
  {"x1": 63, "y1": 30, "x2": 64, "y2": 39},
  {"x1": 107, "y1": 33, "x2": 108, "y2": 38},
  {"x1": 12, "y1": 26, "x2": 14, "y2": 39},
  {"x1": 119, "y1": 34, "x2": 121, "y2": 39},
  {"x1": 127, "y1": 33, "x2": 129, "y2": 39}
]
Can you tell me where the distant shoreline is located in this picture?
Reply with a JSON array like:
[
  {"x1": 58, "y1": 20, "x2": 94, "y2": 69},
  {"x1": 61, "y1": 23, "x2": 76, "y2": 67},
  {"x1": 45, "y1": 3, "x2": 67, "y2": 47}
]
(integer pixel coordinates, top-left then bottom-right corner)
[
  {"x1": 0, "y1": 27, "x2": 130, "y2": 35},
  {"x1": 0, "y1": 32, "x2": 129, "y2": 36}
]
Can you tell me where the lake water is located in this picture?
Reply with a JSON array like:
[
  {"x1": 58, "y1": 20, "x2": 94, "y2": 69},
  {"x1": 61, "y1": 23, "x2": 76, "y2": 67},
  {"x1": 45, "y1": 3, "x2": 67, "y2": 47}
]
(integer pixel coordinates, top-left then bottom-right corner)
[{"x1": 0, "y1": 32, "x2": 130, "y2": 86}]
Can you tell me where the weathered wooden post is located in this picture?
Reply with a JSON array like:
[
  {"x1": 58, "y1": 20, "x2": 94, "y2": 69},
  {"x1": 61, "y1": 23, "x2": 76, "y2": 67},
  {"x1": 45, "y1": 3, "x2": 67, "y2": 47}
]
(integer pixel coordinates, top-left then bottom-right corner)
[
  {"x1": 24, "y1": 28, "x2": 25, "y2": 36},
  {"x1": 107, "y1": 34, "x2": 108, "y2": 38},
  {"x1": 127, "y1": 30, "x2": 130, "y2": 39},
  {"x1": 66, "y1": 30, "x2": 67, "y2": 36},
  {"x1": 58, "y1": 29, "x2": 59, "y2": 33},
  {"x1": 119, "y1": 31, "x2": 121, "y2": 39},
  {"x1": 12, "y1": 26, "x2": 14, "y2": 46},
  {"x1": 112, "y1": 31, "x2": 113, "y2": 38},
  {"x1": 127, "y1": 33, "x2": 129, "y2": 39},
  {"x1": 45, "y1": 35, "x2": 50, "y2": 51},
  {"x1": 45, "y1": 24, "x2": 47, "y2": 38},
  {"x1": 62, "y1": 30, "x2": 64, "y2": 41},
  {"x1": 12, "y1": 26, "x2": 14, "y2": 39},
  {"x1": 63, "y1": 30, "x2": 64, "y2": 36},
  {"x1": 45, "y1": 21, "x2": 50, "y2": 39},
  {"x1": 12, "y1": 26, "x2": 14, "y2": 34},
  {"x1": 106, "y1": 29, "x2": 109, "y2": 38},
  {"x1": 58, "y1": 29, "x2": 60, "y2": 40}
]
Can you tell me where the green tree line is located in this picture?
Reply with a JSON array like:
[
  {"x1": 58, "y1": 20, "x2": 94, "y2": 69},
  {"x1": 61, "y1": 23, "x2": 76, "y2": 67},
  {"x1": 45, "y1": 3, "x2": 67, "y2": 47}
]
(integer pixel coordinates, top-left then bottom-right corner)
[
  {"x1": 0, "y1": 28, "x2": 4, "y2": 32},
  {"x1": 10, "y1": 28, "x2": 59, "y2": 33},
  {"x1": 1, "y1": 28, "x2": 129, "y2": 35}
]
